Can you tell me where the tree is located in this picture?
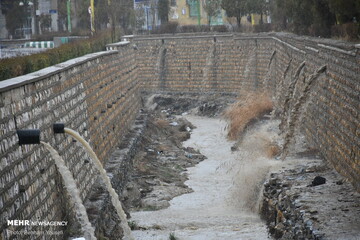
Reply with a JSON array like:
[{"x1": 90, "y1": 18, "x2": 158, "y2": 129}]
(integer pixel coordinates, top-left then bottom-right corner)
[
  {"x1": 310, "y1": 0, "x2": 335, "y2": 37},
  {"x1": 246, "y1": 0, "x2": 267, "y2": 24},
  {"x1": 221, "y1": 0, "x2": 247, "y2": 26},
  {"x1": 328, "y1": 0, "x2": 359, "y2": 24},
  {"x1": 158, "y1": 0, "x2": 169, "y2": 24},
  {"x1": 203, "y1": 0, "x2": 221, "y2": 25},
  {"x1": 269, "y1": 0, "x2": 289, "y2": 30},
  {"x1": 5, "y1": 4, "x2": 26, "y2": 37}
]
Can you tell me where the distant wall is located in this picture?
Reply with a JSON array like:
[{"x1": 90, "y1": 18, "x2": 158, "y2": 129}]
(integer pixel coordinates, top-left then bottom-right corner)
[{"x1": 136, "y1": 34, "x2": 275, "y2": 93}]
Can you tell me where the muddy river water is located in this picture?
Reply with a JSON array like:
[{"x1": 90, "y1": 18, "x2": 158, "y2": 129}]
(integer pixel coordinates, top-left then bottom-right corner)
[{"x1": 130, "y1": 116, "x2": 273, "y2": 239}]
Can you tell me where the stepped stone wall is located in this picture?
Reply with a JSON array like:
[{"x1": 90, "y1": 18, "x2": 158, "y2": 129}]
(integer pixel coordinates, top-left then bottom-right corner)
[
  {"x1": 0, "y1": 43, "x2": 141, "y2": 239},
  {"x1": 135, "y1": 33, "x2": 359, "y2": 192},
  {"x1": 0, "y1": 33, "x2": 358, "y2": 239}
]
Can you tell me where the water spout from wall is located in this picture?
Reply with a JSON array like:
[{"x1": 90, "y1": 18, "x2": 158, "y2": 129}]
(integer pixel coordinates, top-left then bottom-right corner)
[
  {"x1": 56, "y1": 126, "x2": 134, "y2": 240},
  {"x1": 157, "y1": 42, "x2": 167, "y2": 90},
  {"x1": 279, "y1": 61, "x2": 306, "y2": 131},
  {"x1": 202, "y1": 39, "x2": 217, "y2": 91},
  {"x1": 41, "y1": 141, "x2": 97, "y2": 240},
  {"x1": 281, "y1": 65, "x2": 327, "y2": 159},
  {"x1": 16, "y1": 129, "x2": 96, "y2": 239},
  {"x1": 243, "y1": 44, "x2": 258, "y2": 92},
  {"x1": 274, "y1": 59, "x2": 293, "y2": 113},
  {"x1": 262, "y1": 50, "x2": 276, "y2": 91}
]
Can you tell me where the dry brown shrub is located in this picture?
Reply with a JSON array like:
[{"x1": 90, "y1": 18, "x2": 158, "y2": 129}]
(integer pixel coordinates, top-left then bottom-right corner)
[
  {"x1": 154, "y1": 118, "x2": 168, "y2": 128},
  {"x1": 224, "y1": 92, "x2": 273, "y2": 140},
  {"x1": 265, "y1": 142, "x2": 281, "y2": 158}
]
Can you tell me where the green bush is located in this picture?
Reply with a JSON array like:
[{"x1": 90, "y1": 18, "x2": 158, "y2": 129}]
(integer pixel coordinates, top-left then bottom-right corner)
[
  {"x1": 0, "y1": 29, "x2": 121, "y2": 81},
  {"x1": 211, "y1": 25, "x2": 229, "y2": 32},
  {"x1": 151, "y1": 22, "x2": 179, "y2": 34},
  {"x1": 331, "y1": 23, "x2": 359, "y2": 40},
  {"x1": 180, "y1": 25, "x2": 211, "y2": 33}
]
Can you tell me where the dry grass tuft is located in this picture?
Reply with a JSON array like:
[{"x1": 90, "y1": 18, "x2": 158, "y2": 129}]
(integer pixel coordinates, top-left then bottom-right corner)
[
  {"x1": 224, "y1": 92, "x2": 273, "y2": 140},
  {"x1": 154, "y1": 118, "x2": 168, "y2": 128},
  {"x1": 265, "y1": 142, "x2": 281, "y2": 158}
]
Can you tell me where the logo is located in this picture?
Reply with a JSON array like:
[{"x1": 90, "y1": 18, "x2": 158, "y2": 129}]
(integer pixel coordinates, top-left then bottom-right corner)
[{"x1": 7, "y1": 220, "x2": 68, "y2": 226}]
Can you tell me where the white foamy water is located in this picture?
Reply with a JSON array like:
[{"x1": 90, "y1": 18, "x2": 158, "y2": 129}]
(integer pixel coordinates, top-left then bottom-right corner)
[
  {"x1": 41, "y1": 141, "x2": 96, "y2": 240},
  {"x1": 64, "y1": 128, "x2": 134, "y2": 240},
  {"x1": 130, "y1": 116, "x2": 276, "y2": 240}
]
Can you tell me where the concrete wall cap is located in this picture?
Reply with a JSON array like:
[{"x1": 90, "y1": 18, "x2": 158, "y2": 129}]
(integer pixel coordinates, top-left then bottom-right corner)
[
  {"x1": 0, "y1": 51, "x2": 117, "y2": 93},
  {"x1": 107, "y1": 41, "x2": 130, "y2": 47},
  {"x1": 318, "y1": 43, "x2": 356, "y2": 56}
]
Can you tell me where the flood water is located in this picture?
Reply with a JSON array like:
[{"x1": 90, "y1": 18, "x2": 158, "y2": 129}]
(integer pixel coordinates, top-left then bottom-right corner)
[{"x1": 130, "y1": 116, "x2": 273, "y2": 240}]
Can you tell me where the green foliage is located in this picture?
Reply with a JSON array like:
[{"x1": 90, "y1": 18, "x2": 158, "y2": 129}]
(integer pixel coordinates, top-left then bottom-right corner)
[
  {"x1": 151, "y1": 22, "x2": 179, "y2": 34},
  {"x1": 203, "y1": 0, "x2": 222, "y2": 25},
  {"x1": 5, "y1": 2, "x2": 26, "y2": 37},
  {"x1": 212, "y1": 25, "x2": 229, "y2": 32},
  {"x1": 158, "y1": 0, "x2": 170, "y2": 24},
  {"x1": 221, "y1": 0, "x2": 247, "y2": 26},
  {"x1": 221, "y1": 0, "x2": 268, "y2": 26},
  {"x1": 269, "y1": 0, "x2": 359, "y2": 38},
  {"x1": 328, "y1": 0, "x2": 359, "y2": 23},
  {"x1": 169, "y1": 232, "x2": 177, "y2": 240},
  {"x1": 128, "y1": 221, "x2": 138, "y2": 230},
  {"x1": 0, "y1": 30, "x2": 120, "y2": 81},
  {"x1": 180, "y1": 24, "x2": 211, "y2": 32}
]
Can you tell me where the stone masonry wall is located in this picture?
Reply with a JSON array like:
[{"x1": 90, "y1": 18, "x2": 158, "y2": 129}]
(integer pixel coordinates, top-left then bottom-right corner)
[
  {"x1": 136, "y1": 34, "x2": 275, "y2": 94},
  {"x1": 135, "y1": 33, "x2": 359, "y2": 192},
  {"x1": 0, "y1": 32, "x2": 358, "y2": 239},
  {"x1": 0, "y1": 43, "x2": 141, "y2": 239}
]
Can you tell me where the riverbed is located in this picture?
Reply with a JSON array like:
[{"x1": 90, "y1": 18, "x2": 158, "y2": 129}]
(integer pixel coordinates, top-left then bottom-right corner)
[{"x1": 130, "y1": 115, "x2": 274, "y2": 239}]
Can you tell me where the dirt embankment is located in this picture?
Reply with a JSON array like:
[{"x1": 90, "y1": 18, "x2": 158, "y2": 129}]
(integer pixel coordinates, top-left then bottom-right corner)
[
  {"x1": 123, "y1": 94, "x2": 233, "y2": 213},
  {"x1": 261, "y1": 151, "x2": 360, "y2": 240},
  {"x1": 120, "y1": 93, "x2": 360, "y2": 240}
]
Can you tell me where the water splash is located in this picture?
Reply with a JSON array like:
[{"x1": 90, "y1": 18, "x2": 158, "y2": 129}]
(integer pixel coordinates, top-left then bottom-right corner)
[
  {"x1": 202, "y1": 40, "x2": 217, "y2": 91},
  {"x1": 281, "y1": 65, "x2": 327, "y2": 159},
  {"x1": 274, "y1": 58, "x2": 293, "y2": 112},
  {"x1": 222, "y1": 121, "x2": 281, "y2": 212},
  {"x1": 64, "y1": 128, "x2": 134, "y2": 240},
  {"x1": 41, "y1": 141, "x2": 96, "y2": 240},
  {"x1": 243, "y1": 45, "x2": 258, "y2": 92},
  {"x1": 157, "y1": 43, "x2": 167, "y2": 90},
  {"x1": 279, "y1": 61, "x2": 306, "y2": 132},
  {"x1": 130, "y1": 116, "x2": 272, "y2": 239},
  {"x1": 262, "y1": 50, "x2": 276, "y2": 90}
]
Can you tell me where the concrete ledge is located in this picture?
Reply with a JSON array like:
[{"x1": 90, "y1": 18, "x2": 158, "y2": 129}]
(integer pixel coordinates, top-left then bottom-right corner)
[
  {"x1": 318, "y1": 43, "x2": 357, "y2": 56},
  {"x1": 305, "y1": 46, "x2": 319, "y2": 53},
  {"x1": 134, "y1": 34, "x2": 233, "y2": 41},
  {"x1": 272, "y1": 37, "x2": 306, "y2": 54},
  {"x1": 0, "y1": 50, "x2": 118, "y2": 93},
  {"x1": 106, "y1": 41, "x2": 130, "y2": 50},
  {"x1": 121, "y1": 35, "x2": 134, "y2": 42}
]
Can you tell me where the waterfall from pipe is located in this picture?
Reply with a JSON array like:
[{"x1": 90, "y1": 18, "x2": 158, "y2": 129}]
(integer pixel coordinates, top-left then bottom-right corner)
[
  {"x1": 41, "y1": 141, "x2": 96, "y2": 240},
  {"x1": 64, "y1": 128, "x2": 134, "y2": 240}
]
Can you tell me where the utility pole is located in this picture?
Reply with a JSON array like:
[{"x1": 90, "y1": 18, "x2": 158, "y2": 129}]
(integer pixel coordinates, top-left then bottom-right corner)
[
  {"x1": 90, "y1": 0, "x2": 95, "y2": 34},
  {"x1": 67, "y1": 0, "x2": 72, "y2": 32},
  {"x1": 197, "y1": 0, "x2": 201, "y2": 26}
]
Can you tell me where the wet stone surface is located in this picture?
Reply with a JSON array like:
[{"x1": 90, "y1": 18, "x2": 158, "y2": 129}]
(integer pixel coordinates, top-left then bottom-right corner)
[
  {"x1": 261, "y1": 155, "x2": 360, "y2": 240},
  {"x1": 111, "y1": 93, "x2": 360, "y2": 240}
]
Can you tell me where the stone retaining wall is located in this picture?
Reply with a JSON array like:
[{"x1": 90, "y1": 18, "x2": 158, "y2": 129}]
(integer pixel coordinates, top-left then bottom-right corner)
[
  {"x1": 0, "y1": 43, "x2": 141, "y2": 239},
  {"x1": 0, "y1": 32, "x2": 358, "y2": 239},
  {"x1": 135, "y1": 33, "x2": 359, "y2": 192}
]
